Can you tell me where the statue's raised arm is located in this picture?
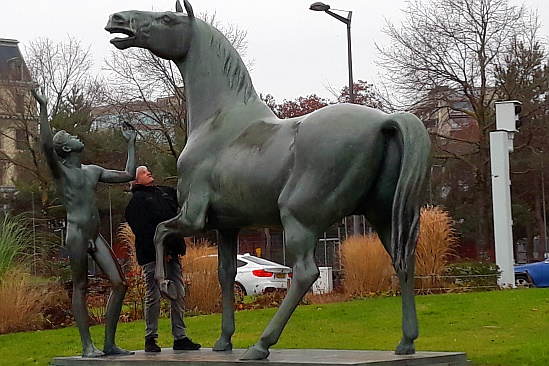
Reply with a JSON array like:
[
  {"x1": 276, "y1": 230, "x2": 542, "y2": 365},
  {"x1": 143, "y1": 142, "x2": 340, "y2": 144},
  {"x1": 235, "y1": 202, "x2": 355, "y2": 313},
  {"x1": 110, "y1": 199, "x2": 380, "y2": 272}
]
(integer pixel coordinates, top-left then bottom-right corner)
[
  {"x1": 31, "y1": 88, "x2": 62, "y2": 179},
  {"x1": 98, "y1": 121, "x2": 137, "y2": 183}
]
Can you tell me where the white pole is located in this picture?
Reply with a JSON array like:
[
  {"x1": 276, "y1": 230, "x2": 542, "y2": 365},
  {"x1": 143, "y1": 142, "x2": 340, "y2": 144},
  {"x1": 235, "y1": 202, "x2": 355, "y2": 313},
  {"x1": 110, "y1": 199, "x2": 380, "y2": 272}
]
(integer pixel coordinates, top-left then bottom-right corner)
[{"x1": 490, "y1": 131, "x2": 515, "y2": 287}]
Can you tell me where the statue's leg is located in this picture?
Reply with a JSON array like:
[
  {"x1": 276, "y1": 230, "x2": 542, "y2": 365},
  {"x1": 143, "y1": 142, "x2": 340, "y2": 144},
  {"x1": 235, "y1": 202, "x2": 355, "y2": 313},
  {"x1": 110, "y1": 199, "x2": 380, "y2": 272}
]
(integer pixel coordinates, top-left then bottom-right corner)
[
  {"x1": 371, "y1": 220, "x2": 418, "y2": 355},
  {"x1": 241, "y1": 214, "x2": 319, "y2": 360},
  {"x1": 213, "y1": 230, "x2": 239, "y2": 351},
  {"x1": 154, "y1": 195, "x2": 209, "y2": 300},
  {"x1": 92, "y1": 235, "x2": 134, "y2": 356},
  {"x1": 66, "y1": 228, "x2": 104, "y2": 358},
  {"x1": 153, "y1": 214, "x2": 183, "y2": 300},
  {"x1": 395, "y1": 255, "x2": 418, "y2": 355}
]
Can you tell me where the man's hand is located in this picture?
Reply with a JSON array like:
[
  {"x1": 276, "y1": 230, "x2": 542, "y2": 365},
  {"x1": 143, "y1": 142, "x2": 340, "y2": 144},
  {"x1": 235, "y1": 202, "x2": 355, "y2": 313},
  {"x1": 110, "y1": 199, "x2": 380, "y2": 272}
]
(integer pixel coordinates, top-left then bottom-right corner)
[
  {"x1": 31, "y1": 88, "x2": 48, "y2": 107},
  {"x1": 121, "y1": 121, "x2": 136, "y2": 142}
]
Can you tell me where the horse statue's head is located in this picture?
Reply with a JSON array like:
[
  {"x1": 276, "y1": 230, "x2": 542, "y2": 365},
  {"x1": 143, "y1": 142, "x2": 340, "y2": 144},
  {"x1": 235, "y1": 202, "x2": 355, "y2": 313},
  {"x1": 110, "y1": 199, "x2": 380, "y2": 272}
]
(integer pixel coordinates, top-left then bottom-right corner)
[{"x1": 105, "y1": 0, "x2": 195, "y2": 60}]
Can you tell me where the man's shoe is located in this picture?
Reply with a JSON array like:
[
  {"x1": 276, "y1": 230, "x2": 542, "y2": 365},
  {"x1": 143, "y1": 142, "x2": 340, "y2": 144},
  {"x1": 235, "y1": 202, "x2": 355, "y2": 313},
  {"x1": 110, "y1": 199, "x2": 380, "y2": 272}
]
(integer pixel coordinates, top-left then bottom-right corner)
[
  {"x1": 173, "y1": 337, "x2": 201, "y2": 350},
  {"x1": 145, "y1": 338, "x2": 161, "y2": 353}
]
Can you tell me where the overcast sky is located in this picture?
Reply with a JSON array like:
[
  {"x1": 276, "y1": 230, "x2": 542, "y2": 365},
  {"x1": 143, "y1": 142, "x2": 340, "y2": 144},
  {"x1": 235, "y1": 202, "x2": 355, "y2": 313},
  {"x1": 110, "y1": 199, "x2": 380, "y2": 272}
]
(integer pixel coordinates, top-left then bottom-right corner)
[{"x1": 3, "y1": 0, "x2": 549, "y2": 102}]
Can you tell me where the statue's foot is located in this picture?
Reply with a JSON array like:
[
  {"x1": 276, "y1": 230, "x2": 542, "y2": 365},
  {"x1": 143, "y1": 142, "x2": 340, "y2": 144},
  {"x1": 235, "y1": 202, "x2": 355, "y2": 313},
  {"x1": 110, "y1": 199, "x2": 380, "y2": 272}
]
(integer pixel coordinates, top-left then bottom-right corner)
[
  {"x1": 239, "y1": 344, "x2": 269, "y2": 360},
  {"x1": 160, "y1": 280, "x2": 177, "y2": 301},
  {"x1": 212, "y1": 337, "x2": 233, "y2": 351},
  {"x1": 103, "y1": 345, "x2": 135, "y2": 356},
  {"x1": 82, "y1": 345, "x2": 105, "y2": 358},
  {"x1": 395, "y1": 338, "x2": 415, "y2": 355}
]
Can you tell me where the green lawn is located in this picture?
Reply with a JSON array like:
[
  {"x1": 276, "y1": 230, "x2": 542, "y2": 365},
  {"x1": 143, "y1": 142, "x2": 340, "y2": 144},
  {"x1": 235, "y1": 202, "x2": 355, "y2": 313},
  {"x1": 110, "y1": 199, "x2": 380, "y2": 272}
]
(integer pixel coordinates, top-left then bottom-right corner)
[{"x1": 2, "y1": 289, "x2": 549, "y2": 365}]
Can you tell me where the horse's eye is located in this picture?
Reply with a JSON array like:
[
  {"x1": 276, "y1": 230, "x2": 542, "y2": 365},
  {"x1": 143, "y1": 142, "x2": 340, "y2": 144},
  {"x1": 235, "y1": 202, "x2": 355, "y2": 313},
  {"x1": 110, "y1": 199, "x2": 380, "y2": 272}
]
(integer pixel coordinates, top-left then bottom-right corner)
[{"x1": 162, "y1": 15, "x2": 173, "y2": 24}]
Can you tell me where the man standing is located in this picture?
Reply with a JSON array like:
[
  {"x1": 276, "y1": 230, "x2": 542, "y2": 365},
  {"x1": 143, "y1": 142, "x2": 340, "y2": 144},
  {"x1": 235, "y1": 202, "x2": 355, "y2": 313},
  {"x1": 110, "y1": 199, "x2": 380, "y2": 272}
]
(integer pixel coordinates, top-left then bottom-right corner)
[
  {"x1": 32, "y1": 89, "x2": 135, "y2": 357},
  {"x1": 125, "y1": 166, "x2": 201, "y2": 352}
]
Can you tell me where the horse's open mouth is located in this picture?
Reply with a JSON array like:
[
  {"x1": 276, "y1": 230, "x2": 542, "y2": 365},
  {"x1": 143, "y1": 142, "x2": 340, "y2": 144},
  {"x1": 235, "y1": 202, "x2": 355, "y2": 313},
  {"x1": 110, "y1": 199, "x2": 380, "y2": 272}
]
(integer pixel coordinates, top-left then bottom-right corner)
[{"x1": 105, "y1": 27, "x2": 136, "y2": 49}]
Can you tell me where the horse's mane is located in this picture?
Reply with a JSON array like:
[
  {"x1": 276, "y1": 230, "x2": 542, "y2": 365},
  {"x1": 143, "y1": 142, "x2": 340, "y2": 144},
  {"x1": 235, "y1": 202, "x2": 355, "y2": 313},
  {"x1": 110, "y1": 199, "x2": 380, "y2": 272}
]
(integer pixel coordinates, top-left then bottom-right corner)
[{"x1": 205, "y1": 23, "x2": 256, "y2": 103}]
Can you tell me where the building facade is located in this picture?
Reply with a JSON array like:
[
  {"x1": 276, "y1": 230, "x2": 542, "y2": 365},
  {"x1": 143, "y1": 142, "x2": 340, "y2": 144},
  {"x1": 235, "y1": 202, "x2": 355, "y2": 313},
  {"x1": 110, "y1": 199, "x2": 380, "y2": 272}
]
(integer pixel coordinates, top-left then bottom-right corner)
[{"x1": 0, "y1": 38, "x2": 35, "y2": 214}]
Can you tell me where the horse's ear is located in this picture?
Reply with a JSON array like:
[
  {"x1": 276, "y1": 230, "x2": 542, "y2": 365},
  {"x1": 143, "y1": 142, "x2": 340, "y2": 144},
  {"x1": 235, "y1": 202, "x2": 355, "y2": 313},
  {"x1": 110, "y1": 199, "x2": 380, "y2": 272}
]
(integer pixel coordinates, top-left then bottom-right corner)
[
  {"x1": 175, "y1": 0, "x2": 184, "y2": 13},
  {"x1": 183, "y1": 0, "x2": 195, "y2": 20}
]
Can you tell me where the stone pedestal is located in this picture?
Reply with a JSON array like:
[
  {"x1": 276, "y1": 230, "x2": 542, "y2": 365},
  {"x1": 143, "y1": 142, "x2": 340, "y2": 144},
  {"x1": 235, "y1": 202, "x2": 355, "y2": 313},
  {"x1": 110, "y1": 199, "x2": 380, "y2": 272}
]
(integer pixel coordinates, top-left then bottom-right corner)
[{"x1": 51, "y1": 348, "x2": 469, "y2": 366}]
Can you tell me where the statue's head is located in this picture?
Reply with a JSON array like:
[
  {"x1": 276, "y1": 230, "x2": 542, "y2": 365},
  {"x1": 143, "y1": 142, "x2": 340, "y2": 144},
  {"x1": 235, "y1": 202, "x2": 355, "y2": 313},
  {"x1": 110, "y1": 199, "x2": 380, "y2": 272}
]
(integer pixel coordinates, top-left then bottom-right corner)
[
  {"x1": 53, "y1": 130, "x2": 85, "y2": 158},
  {"x1": 105, "y1": 0, "x2": 195, "y2": 60}
]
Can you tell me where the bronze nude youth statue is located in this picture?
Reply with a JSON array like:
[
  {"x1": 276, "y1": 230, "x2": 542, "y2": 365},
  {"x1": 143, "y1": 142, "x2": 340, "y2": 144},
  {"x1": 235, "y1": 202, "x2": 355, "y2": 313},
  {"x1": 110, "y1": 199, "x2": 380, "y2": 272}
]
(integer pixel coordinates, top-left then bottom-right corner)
[
  {"x1": 32, "y1": 89, "x2": 136, "y2": 358},
  {"x1": 106, "y1": 0, "x2": 431, "y2": 360}
]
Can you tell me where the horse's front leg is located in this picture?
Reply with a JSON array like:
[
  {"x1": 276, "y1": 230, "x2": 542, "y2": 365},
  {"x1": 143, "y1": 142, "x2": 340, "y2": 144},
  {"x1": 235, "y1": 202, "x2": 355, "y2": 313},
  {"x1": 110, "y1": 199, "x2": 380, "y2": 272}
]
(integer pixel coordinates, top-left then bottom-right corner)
[
  {"x1": 212, "y1": 230, "x2": 239, "y2": 351},
  {"x1": 241, "y1": 214, "x2": 319, "y2": 360},
  {"x1": 154, "y1": 212, "x2": 186, "y2": 300}
]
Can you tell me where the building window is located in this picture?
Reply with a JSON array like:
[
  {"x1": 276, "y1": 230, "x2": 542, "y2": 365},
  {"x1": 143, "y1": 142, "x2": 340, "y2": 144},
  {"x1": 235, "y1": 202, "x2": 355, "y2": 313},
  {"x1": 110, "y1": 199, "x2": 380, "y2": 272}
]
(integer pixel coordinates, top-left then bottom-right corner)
[
  {"x1": 15, "y1": 92, "x2": 24, "y2": 114},
  {"x1": 15, "y1": 129, "x2": 26, "y2": 150}
]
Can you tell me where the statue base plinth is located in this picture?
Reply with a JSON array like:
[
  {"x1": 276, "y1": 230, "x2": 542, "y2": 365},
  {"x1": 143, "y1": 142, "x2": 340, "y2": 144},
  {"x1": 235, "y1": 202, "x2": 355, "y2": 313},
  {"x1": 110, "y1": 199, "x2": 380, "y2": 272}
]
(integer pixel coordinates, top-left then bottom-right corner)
[{"x1": 51, "y1": 348, "x2": 469, "y2": 365}]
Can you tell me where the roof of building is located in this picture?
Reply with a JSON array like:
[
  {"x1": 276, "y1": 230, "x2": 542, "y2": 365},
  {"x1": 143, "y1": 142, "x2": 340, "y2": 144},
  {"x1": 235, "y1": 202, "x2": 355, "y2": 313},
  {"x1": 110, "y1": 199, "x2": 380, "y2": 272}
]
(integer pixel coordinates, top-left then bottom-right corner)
[{"x1": 0, "y1": 38, "x2": 32, "y2": 82}]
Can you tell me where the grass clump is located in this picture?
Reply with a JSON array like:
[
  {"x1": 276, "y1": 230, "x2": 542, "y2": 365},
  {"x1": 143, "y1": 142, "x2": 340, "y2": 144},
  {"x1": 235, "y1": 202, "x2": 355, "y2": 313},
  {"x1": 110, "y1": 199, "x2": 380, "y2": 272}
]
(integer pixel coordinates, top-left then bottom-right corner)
[{"x1": 0, "y1": 215, "x2": 32, "y2": 276}]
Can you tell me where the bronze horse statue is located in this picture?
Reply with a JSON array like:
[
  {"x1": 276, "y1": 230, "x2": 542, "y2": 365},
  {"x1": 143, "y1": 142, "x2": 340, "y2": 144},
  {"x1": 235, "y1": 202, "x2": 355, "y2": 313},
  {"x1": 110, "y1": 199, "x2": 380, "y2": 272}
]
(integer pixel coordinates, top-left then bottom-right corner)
[{"x1": 106, "y1": 0, "x2": 431, "y2": 360}]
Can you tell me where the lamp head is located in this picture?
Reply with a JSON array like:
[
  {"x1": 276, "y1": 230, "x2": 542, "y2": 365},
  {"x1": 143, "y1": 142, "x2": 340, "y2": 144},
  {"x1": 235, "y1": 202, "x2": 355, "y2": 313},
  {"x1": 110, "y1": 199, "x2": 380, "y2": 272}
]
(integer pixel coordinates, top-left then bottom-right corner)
[{"x1": 310, "y1": 2, "x2": 330, "y2": 11}]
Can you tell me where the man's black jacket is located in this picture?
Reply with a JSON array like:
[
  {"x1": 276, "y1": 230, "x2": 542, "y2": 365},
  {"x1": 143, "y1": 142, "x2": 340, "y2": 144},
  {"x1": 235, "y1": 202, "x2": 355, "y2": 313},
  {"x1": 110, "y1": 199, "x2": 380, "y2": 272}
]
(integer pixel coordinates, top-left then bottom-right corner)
[{"x1": 125, "y1": 185, "x2": 186, "y2": 265}]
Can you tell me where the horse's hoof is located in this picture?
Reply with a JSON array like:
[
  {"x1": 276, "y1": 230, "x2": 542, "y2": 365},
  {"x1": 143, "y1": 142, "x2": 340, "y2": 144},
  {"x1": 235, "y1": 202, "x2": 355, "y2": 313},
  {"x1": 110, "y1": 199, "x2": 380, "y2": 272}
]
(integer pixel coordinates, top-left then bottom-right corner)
[
  {"x1": 212, "y1": 338, "x2": 233, "y2": 351},
  {"x1": 395, "y1": 339, "x2": 415, "y2": 355},
  {"x1": 160, "y1": 280, "x2": 177, "y2": 301},
  {"x1": 239, "y1": 344, "x2": 269, "y2": 360}
]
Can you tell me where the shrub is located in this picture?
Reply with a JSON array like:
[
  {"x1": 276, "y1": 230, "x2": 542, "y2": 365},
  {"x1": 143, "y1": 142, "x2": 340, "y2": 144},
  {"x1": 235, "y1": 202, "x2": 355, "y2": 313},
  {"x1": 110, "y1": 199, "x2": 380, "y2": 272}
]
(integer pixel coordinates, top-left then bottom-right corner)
[{"x1": 445, "y1": 261, "x2": 500, "y2": 291}]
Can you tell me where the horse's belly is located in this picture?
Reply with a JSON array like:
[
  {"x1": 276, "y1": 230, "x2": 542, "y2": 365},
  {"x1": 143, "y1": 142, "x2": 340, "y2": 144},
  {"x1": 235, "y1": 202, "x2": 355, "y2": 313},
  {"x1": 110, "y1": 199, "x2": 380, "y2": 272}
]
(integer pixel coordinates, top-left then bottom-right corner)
[{"x1": 209, "y1": 151, "x2": 291, "y2": 226}]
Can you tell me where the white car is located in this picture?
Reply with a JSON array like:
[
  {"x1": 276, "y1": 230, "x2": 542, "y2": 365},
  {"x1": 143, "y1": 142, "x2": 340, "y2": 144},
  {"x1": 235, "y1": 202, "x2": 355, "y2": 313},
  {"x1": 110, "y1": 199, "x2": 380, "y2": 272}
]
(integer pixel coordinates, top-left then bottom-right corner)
[
  {"x1": 234, "y1": 254, "x2": 292, "y2": 296},
  {"x1": 190, "y1": 253, "x2": 292, "y2": 296}
]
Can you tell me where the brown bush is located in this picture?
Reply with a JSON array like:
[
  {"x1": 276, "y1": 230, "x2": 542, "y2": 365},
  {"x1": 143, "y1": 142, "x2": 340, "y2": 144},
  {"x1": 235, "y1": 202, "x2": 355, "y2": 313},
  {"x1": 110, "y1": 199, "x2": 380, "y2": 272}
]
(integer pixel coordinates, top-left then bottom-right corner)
[
  {"x1": 0, "y1": 267, "x2": 56, "y2": 334},
  {"x1": 181, "y1": 241, "x2": 221, "y2": 314},
  {"x1": 117, "y1": 224, "x2": 222, "y2": 315},
  {"x1": 341, "y1": 206, "x2": 457, "y2": 297},
  {"x1": 117, "y1": 223, "x2": 146, "y2": 321},
  {"x1": 341, "y1": 234, "x2": 394, "y2": 297},
  {"x1": 415, "y1": 206, "x2": 457, "y2": 292}
]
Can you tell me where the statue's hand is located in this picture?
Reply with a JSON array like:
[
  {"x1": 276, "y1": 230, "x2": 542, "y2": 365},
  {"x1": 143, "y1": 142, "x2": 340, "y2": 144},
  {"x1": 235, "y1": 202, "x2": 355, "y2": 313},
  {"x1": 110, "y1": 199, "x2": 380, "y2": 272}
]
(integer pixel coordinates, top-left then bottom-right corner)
[
  {"x1": 121, "y1": 121, "x2": 136, "y2": 142},
  {"x1": 31, "y1": 87, "x2": 48, "y2": 107}
]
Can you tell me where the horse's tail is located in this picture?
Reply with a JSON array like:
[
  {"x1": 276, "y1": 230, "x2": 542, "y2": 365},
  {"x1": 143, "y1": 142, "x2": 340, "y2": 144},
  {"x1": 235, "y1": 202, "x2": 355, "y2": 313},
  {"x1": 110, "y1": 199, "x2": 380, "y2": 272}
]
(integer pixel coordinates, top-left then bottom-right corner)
[{"x1": 385, "y1": 112, "x2": 431, "y2": 276}]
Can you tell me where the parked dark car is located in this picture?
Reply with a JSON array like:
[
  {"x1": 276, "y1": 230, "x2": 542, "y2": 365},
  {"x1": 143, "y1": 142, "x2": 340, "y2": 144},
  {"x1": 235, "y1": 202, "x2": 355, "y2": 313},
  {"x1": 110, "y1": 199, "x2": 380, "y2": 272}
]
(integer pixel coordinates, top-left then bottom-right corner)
[{"x1": 514, "y1": 259, "x2": 549, "y2": 287}]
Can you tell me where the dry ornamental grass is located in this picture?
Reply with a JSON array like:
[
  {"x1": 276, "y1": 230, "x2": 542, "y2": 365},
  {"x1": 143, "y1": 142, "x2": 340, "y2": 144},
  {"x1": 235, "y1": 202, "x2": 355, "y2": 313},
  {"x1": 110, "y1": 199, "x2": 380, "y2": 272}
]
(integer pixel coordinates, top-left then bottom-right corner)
[
  {"x1": 341, "y1": 206, "x2": 457, "y2": 297},
  {"x1": 0, "y1": 267, "x2": 53, "y2": 334}
]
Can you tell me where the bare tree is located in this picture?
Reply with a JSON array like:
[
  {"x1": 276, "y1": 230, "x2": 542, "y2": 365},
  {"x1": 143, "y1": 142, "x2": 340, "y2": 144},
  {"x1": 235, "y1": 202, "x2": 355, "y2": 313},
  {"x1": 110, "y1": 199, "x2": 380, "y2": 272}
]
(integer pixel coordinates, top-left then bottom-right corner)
[{"x1": 377, "y1": 0, "x2": 538, "y2": 253}]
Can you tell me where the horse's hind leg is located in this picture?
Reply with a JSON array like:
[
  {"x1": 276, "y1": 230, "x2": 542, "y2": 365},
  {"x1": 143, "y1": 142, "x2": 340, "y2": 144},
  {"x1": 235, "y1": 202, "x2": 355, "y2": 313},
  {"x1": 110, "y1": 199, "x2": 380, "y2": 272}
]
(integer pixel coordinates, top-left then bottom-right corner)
[
  {"x1": 241, "y1": 213, "x2": 319, "y2": 360},
  {"x1": 213, "y1": 229, "x2": 238, "y2": 352},
  {"x1": 395, "y1": 253, "x2": 417, "y2": 354},
  {"x1": 372, "y1": 222, "x2": 418, "y2": 355}
]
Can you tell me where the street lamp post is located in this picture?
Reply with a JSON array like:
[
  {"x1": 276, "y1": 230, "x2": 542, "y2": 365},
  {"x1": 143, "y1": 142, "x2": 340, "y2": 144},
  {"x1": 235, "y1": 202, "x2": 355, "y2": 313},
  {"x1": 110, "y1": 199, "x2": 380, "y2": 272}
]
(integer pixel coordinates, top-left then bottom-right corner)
[
  {"x1": 310, "y1": 2, "x2": 359, "y2": 235},
  {"x1": 310, "y1": 2, "x2": 354, "y2": 104}
]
